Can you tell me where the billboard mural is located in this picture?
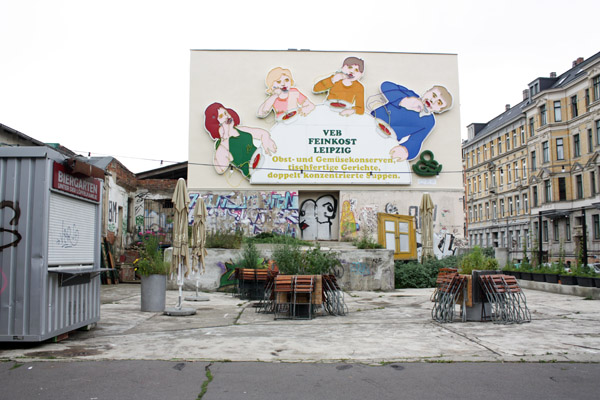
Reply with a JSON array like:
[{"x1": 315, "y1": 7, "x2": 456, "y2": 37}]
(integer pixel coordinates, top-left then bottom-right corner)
[{"x1": 200, "y1": 55, "x2": 453, "y2": 186}]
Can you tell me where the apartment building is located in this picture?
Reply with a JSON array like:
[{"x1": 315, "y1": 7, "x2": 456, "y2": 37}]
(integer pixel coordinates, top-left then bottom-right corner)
[{"x1": 463, "y1": 51, "x2": 600, "y2": 264}]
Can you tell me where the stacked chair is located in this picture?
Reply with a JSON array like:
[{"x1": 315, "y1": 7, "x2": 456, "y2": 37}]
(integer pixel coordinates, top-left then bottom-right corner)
[
  {"x1": 431, "y1": 272, "x2": 468, "y2": 323},
  {"x1": 235, "y1": 268, "x2": 269, "y2": 300},
  {"x1": 479, "y1": 274, "x2": 531, "y2": 324},
  {"x1": 322, "y1": 274, "x2": 348, "y2": 316}
]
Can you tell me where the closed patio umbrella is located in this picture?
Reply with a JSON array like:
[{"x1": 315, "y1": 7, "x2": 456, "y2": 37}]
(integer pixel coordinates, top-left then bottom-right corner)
[
  {"x1": 420, "y1": 193, "x2": 435, "y2": 261},
  {"x1": 165, "y1": 178, "x2": 196, "y2": 315},
  {"x1": 186, "y1": 197, "x2": 209, "y2": 302}
]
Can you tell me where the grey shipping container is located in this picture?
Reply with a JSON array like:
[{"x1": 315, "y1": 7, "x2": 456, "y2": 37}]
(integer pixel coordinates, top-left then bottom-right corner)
[{"x1": 1, "y1": 147, "x2": 104, "y2": 341}]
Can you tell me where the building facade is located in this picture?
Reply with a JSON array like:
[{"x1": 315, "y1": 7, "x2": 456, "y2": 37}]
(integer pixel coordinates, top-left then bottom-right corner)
[
  {"x1": 463, "y1": 52, "x2": 600, "y2": 264},
  {"x1": 188, "y1": 50, "x2": 467, "y2": 260}
]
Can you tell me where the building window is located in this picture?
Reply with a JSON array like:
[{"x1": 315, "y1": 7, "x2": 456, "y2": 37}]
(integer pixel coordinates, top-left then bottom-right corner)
[
  {"x1": 574, "y1": 134, "x2": 581, "y2": 157},
  {"x1": 514, "y1": 161, "x2": 519, "y2": 181},
  {"x1": 533, "y1": 222, "x2": 539, "y2": 241},
  {"x1": 500, "y1": 199, "x2": 505, "y2": 217},
  {"x1": 592, "y1": 171, "x2": 597, "y2": 196},
  {"x1": 479, "y1": 204, "x2": 482, "y2": 220},
  {"x1": 544, "y1": 179, "x2": 551, "y2": 203},
  {"x1": 531, "y1": 151, "x2": 536, "y2": 171},
  {"x1": 498, "y1": 137, "x2": 502, "y2": 154},
  {"x1": 553, "y1": 220, "x2": 559, "y2": 241},
  {"x1": 478, "y1": 175, "x2": 482, "y2": 193},
  {"x1": 468, "y1": 180, "x2": 472, "y2": 194},
  {"x1": 508, "y1": 198, "x2": 513, "y2": 215},
  {"x1": 533, "y1": 186, "x2": 539, "y2": 207},
  {"x1": 471, "y1": 151, "x2": 475, "y2": 165},
  {"x1": 554, "y1": 101, "x2": 562, "y2": 122},
  {"x1": 556, "y1": 138, "x2": 564, "y2": 160},
  {"x1": 566, "y1": 218, "x2": 571, "y2": 241},
  {"x1": 596, "y1": 120, "x2": 600, "y2": 146},
  {"x1": 492, "y1": 171, "x2": 497, "y2": 187},
  {"x1": 529, "y1": 117, "x2": 535, "y2": 137},
  {"x1": 507, "y1": 164, "x2": 512, "y2": 183},
  {"x1": 506, "y1": 133, "x2": 511, "y2": 151},
  {"x1": 485, "y1": 202, "x2": 489, "y2": 219},
  {"x1": 571, "y1": 95, "x2": 578, "y2": 118},
  {"x1": 576, "y1": 174, "x2": 583, "y2": 199},
  {"x1": 477, "y1": 148, "x2": 480, "y2": 163},
  {"x1": 542, "y1": 141, "x2": 549, "y2": 163},
  {"x1": 543, "y1": 220, "x2": 549, "y2": 242},
  {"x1": 524, "y1": 193, "x2": 529, "y2": 213},
  {"x1": 500, "y1": 168, "x2": 504, "y2": 186},
  {"x1": 490, "y1": 141, "x2": 495, "y2": 157},
  {"x1": 594, "y1": 75, "x2": 600, "y2": 102},
  {"x1": 589, "y1": 129, "x2": 594, "y2": 153},
  {"x1": 483, "y1": 144, "x2": 487, "y2": 161},
  {"x1": 594, "y1": 215, "x2": 600, "y2": 240},
  {"x1": 520, "y1": 126, "x2": 525, "y2": 145},
  {"x1": 523, "y1": 159, "x2": 528, "y2": 179},
  {"x1": 512, "y1": 130, "x2": 517, "y2": 147},
  {"x1": 485, "y1": 173, "x2": 489, "y2": 190},
  {"x1": 469, "y1": 207, "x2": 472, "y2": 222},
  {"x1": 515, "y1": 195, "x2": 520, "y2": 214},
  {"x1": 492, "y1": 201, "x2": 497, "y2": 219},
  {"x1": 586, "y1": 89, "x2": 590, "y2": 108},
  {"x1": 558, "y1": 177, "x2": 567, "y2": 201},
  {"x1": 540, "y1": 105, "x2": 547, "y2": 126}
]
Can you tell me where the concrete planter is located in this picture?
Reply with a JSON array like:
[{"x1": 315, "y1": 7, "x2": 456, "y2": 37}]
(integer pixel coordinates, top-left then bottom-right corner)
[
  {"x1": 559, "y1": 275, "x2": 577, "y2": 285},
  {"x1": 544, "y1": 273, "x2": 559, "y2": 284},
  {"x1": 531, "y1": 272, "x2": 546, "y2": 282},
  {"x1": 141, "y1": 274, "x2": 167, "y2": 312},
  {"x1": 576, "y1": 276, "x2": 595, "y2": 287},
  {"x1": 520, "y1": 272, "x2": 533, "y2": 280}
]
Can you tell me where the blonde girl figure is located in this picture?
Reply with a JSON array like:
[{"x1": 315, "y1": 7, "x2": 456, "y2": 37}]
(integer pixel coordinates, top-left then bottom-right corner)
[{"x1": 257, "y1": 67, "x2": 315, "y2": 121}]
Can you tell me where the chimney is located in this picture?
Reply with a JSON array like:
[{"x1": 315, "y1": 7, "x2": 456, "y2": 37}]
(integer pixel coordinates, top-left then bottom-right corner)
[
  {"x1": 505, "y1": 104, "x2": 511, "y2": 111},
  {"x1": 523, "y1": 89, "x2": 529, "y2": 100},
  {"x1": 550, "y1": 72, "x2": 556, "y2": 78},
  {"x1": 572, "y1": 57, "x2": 584, "y2": 67}
]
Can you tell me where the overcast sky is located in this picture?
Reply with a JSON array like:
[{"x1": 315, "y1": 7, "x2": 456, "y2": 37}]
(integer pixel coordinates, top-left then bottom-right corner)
[{"x1": 1, "y1": 0, "x2": 598, "y2": 173}]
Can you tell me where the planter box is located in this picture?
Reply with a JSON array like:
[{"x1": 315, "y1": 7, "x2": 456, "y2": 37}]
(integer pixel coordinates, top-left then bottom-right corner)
[
  {"x1": 559, "y1": 275, "x2": 577, "y2": 285},
  {"x1": 531, "y1": 272, "x2": 546, "y2": 282},
  {"x1": 544, "y1": 273, "x2": 559, "y2": 284},
  {"x1": 520, "y1": 272, "x2": 533, "y2": 280},
  {"x1": 512, "y1": 271, "x2": 522, "y2": 279},
  {"x1": 594, "y1": 278, "x2": 600, "y2": 289},
  {"x1": 576, "y1": 276, "x2": 595, "y2": 287}
]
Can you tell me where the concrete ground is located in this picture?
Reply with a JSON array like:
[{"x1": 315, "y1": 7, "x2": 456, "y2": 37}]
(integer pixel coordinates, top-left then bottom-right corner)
[{"x1": 1, "y1": 284, "x2": 600, "y2": 363}]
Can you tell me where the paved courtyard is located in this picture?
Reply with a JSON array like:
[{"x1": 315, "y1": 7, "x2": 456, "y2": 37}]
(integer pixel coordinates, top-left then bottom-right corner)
[{"x1": 1, "y1": 284, "x2": 600, "y2": 363}]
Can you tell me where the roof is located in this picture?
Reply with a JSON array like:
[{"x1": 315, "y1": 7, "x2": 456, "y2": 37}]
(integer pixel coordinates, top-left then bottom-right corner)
[{"x1": 136, "y1": 161, "x2": 188, "y2": 180}]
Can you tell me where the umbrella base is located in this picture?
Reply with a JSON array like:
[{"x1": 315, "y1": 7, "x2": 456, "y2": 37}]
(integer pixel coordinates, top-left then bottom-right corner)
[
  {"x1": 164, "y1": 307, "x2": 196, "y2": 316},
  {"x1": 185, "y1": 295, "x2": 209, "y2": 302}
]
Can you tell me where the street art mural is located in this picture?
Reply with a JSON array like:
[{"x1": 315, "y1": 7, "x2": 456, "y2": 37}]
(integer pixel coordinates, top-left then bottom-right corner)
[
  {"x1": 196, "y1": 55, "x2": 462, "y2": 185},
  {"x1": 340, "y1": 200, "x2": 359, "y2": 238},
  {"x1": 189, "y1": 191, "x2": 299, "y2": 237},
  {"x1": 204, "y1": 103, "x2": 277, "y2": 180},
  {"x1": 257, "y1": 67, "x2": 315, "y2": 121},
  {"x1": 371, "y1": 83, "x2": 453, "y2": 161},
  {"x1": 299, "y1": 195, "x2": 338, "y2": 240},
  {"x1": 0, "y1": 200, "x2": 22, "y2": 251}
]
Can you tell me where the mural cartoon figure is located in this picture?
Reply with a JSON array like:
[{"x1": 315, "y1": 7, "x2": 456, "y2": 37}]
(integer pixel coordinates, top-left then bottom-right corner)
[
  {"x1": 204, "y1": 103, "x2": 277, "y2": 179},
  {"x1": 257, "y1": 67, "x2": 315, "y2": 122},
  {"x1": 313, "y1": 57, "x2": 365, "y2": 116},
  {"x1": 299, "y1": 195, "x2": 338, "y2": 240},
  {"x1": 371, "y1": 82, "x2": 453, "y2": 161},
  {"x1": 340, "y1": 200, "x2": 359, "y2": 237}
]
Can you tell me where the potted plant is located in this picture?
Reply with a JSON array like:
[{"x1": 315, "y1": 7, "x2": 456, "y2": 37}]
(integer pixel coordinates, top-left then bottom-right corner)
[
  {"x1": 135, "y1": 234, "x2": 169, "y2": 312},
  {"x1": 573, "y1": 265, "x2": 597, "y2": 287},
  {"x1": 502, "y1": 260, "x2": 519, "y2": 279}
]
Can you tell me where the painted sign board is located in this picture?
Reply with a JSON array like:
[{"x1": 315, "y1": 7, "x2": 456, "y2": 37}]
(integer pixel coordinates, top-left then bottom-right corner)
[
  {"x1": 52, "y1": 162, "x2": 101, "y2": 202},
  {"x1": 188, "y1": 50, "x2": 462, "y2": 191}
]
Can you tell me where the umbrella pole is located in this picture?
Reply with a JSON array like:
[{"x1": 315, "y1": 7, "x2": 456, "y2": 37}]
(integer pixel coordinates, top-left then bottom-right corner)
[{"x1": 177, "y1": 261, "x2": 183, "y2": 309}]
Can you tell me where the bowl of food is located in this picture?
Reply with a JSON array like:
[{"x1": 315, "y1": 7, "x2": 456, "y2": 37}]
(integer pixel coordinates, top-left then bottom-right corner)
[
  {"x1": 374, "y1": 119, "x2": 395, "y2": 139},
  {"x1": 276, "y1": 108, "x2": 300, "y2": 124},
  {"x1": 326, "y1": 99, "x2": 352, "y2": 112}
]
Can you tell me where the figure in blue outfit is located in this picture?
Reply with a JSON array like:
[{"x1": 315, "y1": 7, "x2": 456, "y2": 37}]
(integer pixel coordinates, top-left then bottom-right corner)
[{"x1": 371, "y1": 82, "x2": 453, "y2": 161}]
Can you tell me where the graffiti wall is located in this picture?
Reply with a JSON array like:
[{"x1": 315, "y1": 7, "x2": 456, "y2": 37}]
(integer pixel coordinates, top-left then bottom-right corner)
[
  {"x1": 188, "y1": 191, "x2": 299, "y2": 237},
  {"x1": 299, "y1": 192, "x2": 339, "y2": 240},
  {"x1": 339, "y1": 190, "x2": 466, "y2": 258}
]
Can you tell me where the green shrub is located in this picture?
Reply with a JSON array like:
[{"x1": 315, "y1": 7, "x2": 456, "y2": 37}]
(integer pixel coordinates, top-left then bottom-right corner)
[
  {"x1": 271, "y1": 242, "x2": 340, "y2": 275},
  {"x1": 245, "y1": 232, "x2": 311, "y2": 246},
  {"x1": 135, "y1": 234, "x2": 169, "y2": 276},
  {"x1": 353, "y1": 234, "x2": 384, "y2": 249},
  {"x1": 236, "y1": 241, "x2": 265, "y2": 269},
  {"x1": 395, "y1": 261, "x2": 438, "y2": 288},
  {"x1": 205, "y1": 229, "x2": 243, "y2": 249},
  {"x1": 459, "y1": 246, "x2": 498, "y2": 274}
]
